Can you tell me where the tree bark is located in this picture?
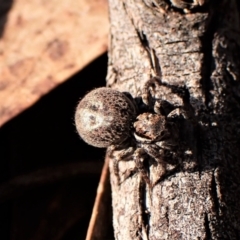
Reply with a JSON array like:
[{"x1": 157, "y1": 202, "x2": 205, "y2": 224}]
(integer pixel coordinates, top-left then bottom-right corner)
[{"x1": 106, "y1": 0, "x2": 240, "y2": 239}]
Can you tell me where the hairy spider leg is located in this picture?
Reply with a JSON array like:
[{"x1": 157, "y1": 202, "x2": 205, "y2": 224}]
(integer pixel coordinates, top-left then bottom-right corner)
[
  {"x1": 108, "y1": 146, "x2": 135, "y2": 184},
  {"x1": 133, "y1": 148, "x2": 151, "y2": 185}
]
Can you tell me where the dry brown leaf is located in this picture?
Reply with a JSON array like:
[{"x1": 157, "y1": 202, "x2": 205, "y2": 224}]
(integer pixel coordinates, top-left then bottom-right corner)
[{"x1": 0, "y1": 0, "x2": 109, "y2": 126}]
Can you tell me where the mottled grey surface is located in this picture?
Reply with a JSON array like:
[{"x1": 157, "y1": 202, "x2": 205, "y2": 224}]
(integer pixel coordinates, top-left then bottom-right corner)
[{"x1": 107, "y1": 0, "x2": 240, "y2": 239}]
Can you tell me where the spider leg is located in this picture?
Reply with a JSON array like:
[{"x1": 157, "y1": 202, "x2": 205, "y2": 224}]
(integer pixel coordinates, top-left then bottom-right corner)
[
  {"x1": 142, "y1": 144, "x2": 164, "y2": 164},
  {"x1": 142, "y1": 77, "x2": 161, "y2": 108},
  {"x1": 167, "y1": 107, "x2": 189, "y2": 120},
  {"x1": 108, "y1": 146, "x2": 135, "y2": 184},
  {"x1": 122, "y1": 92, "x2": 138, "y2": 115},
  {"x1": 142, "y1": 144, "x2": 171, "y2": 187},
  {"x1": 133, "y1": 148, "x2": 151, "y2": 185},
  {"x1": 142, "y1": 77, "x2": 177, "y2": 117},
  {"x1": 154, "y1": 99, "x2": 176, "y2": 115}
]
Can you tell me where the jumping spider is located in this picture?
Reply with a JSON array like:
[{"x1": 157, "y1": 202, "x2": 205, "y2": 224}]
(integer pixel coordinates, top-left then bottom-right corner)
[
  {"x1": 75, "y1": 77, "x2": 187, "y2": 186},
  {"x1": 109, "y1": 78, "x2": 188, "y2": 185}
]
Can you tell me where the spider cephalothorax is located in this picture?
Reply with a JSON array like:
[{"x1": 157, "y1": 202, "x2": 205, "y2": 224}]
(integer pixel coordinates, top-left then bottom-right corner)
[{"x1": 75, "y1": 78, "x2": 187, "y2": 185}]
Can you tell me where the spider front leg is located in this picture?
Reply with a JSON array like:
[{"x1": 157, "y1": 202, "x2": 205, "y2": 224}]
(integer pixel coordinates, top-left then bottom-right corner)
[
  {"x1": 133, "y1": 148, "x2": 151, "y2": 185},
  {"x1": 142, "y1": 76, "x2": 190, "y2": 118},
  {"x1": 108, "y1": 145, "x2": 135, "y2": 184},
  {"x1": 142, "y1": 144, "x2": 166, "y2": 167},
  {"x1": 142, "y1": 77, "x2": 176, "y2": 116},
  {"x1": 142, "y1": 77, "x2": 161, "y2": 112},
  {"x1": 141, "y1": 143, "x2": 179, "y2": 185}
]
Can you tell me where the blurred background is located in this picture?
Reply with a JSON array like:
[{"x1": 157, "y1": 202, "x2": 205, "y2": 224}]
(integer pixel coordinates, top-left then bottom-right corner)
[{"x1": 0, "y1": 0, "x2": 113, "y2": 239}]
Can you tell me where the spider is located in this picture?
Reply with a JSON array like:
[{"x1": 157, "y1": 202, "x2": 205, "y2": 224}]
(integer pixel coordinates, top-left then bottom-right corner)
[
  {"x1": 74, "y1": 77, "x2": 188, "y2": 186},
  {"x1": 108, "y1": 78, "x2": 187, "y2": 185}
]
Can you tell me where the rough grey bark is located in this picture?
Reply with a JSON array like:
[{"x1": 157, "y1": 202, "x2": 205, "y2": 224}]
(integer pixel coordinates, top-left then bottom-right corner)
[{"x1": 106, "y1": 0, "x2": 240, "y2": 239}]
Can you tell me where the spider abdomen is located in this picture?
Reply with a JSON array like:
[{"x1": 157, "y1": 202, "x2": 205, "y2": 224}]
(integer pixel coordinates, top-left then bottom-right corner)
[{"x1": 75, "y1": 87, "x2": 136, "y2": 148}]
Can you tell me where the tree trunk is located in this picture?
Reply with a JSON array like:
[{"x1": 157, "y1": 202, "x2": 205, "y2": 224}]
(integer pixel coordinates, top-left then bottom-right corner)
[{"x1": 106, "y1": 0, "x2": 240, "y2": 239}]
